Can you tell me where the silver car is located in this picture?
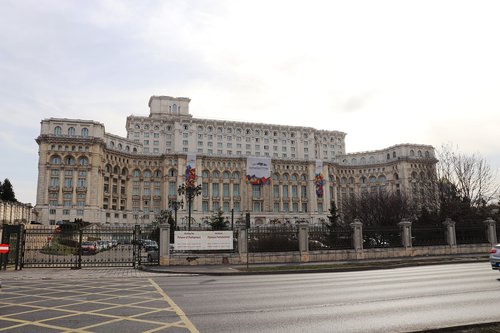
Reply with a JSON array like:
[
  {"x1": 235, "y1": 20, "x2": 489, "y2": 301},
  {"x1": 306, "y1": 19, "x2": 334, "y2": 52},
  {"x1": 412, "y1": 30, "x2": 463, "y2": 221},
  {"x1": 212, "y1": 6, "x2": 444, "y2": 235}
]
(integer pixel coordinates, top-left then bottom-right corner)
[{"x1": 489, "y1": 244, "x2": 500, "y2": 271}]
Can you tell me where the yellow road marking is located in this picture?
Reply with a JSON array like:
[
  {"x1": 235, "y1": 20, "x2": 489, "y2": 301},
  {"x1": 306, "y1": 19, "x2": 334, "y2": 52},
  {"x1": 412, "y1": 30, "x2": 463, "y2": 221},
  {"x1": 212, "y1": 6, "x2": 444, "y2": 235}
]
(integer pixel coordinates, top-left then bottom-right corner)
[{"x1": 148, "y1": 278, "x2": 200, "y2": 333}]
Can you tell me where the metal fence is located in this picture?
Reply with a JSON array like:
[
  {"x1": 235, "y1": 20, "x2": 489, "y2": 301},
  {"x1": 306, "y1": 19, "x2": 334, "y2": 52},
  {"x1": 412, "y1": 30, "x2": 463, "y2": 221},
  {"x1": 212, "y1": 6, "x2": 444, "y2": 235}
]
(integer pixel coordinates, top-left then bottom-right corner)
[
  {"x1": 455, "y1": 224, "x2": 488, "y2": 245},
  {"x1": 412, "y1": 226, "x2": 448, "y2": 246},
  {"x1": 363, "y1": 226, "x2": 402, "y2": 249},
  {"x1": 21, "y1": 225, "x2": 139, "y2": 268},
  {"x1": 309, "y1": 225, "x2": 352, "y2": 250},
  {"x1": 248, "y1": 226, "x2": 299, "y2": 252}
]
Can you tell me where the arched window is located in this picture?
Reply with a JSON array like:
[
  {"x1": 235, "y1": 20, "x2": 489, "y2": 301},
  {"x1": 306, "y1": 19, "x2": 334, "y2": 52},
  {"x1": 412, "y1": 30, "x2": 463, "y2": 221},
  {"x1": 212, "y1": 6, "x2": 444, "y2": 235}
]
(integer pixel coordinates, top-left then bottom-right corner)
[
  {"x1": 68, "y1": 127, "x2": 75, "y2": 136},
  {"x1": 172, "y1": 104, "x2": 177, "y2": 113},
  {"x1": 78, "y1": 157, "x2": 88, "y2": 166},
  {"x1": 122, "y1": 168, "x2": 128, "y2": 176},
  {"x1": 410, "y1": 150, "x2": 415, "y2": 157},
  {"x1": 282, "y1": 174, "x2": 289, "y2": 181},
  {"x1": 106, "y1": 164, "x2": 112, "y2": 173},
  {"x1": 272, "y1": 174, "x2": 279, "y2": 181},
  {"x1": 113, "y1": 166, "x2": 120, "y2": 174},
  {"x1": 51, "y1": 155, "x2": 61, "y2": 164},
  {"x1": 54, "y1": 126, "x2": 62, "y2": 136},
  {"x1": 212, "y1": 170, "x2": 220, "y2": 178},
  {"x1": 168, "y1": 169, "x2": 177, "y2": 177},
  {"x1": 360, "y1": 177, "x2": 366, "y2": 184},
  {"x1": 223, "y1": 171, "x2": 230, "y2": 179},
  {"x1": 301, "y1": 174, "x2": 307, "y2": 181},
  {"x1": 394, "y1": 173, "x2": 399, "y2": 180},
  {"x1": 418, "y1": 150, "x2": 422, "y2": 157},
  {"x1": 386, "y1": 153, "x2": 390, "y2": 160},
  {"x1": 109, "y1": 141, "x2": 115, "y2": 148},
  {"x1": 393, "y1": 151, "x2": 396, "y2": 158},
  {"x1": 118, "y1": 143, "x2": 122, "y2": 150},
  {"x1": 369, "y1": 176, "x2": 377, "y2": 183},
  {"x1": 425, "y1": 151, "x2": 430, "y2": 157},
  {"x1": 143, "y1": 170, "x2": 152, "y2": 178},
  {"x1": 81, "y1": 128, "x2": 89, "y2": 137},
  {"x1": 125, "y1": 146, "x2": 130, "y2": 152},
  {"x1": 202, "y1": 170, "x2": 209, "y2": 178},
  {"x1": 65, "y1": 156, "x2": 75, "y2": 165},
  {"x1": 133, "y1": 148, "x2": 137, "y2": 153},
  {"x1": 349, "y1": 177, "x2": 354, "y2": 184},
  {"x1": 153, "y1": 170, "x2": 161, "y2": 178},
  {"x1": 232, "y1": 172, "x2": 240, "y2": 179},
  {"x1": 291, "y1": 174, "x2": 298, "y2": 181},
  {"x1": 133, "y1": 169, "x2": 141, "y2": 177},
  {"x1": 379, "y1": 175, "x2": 386, "y2": 183}
]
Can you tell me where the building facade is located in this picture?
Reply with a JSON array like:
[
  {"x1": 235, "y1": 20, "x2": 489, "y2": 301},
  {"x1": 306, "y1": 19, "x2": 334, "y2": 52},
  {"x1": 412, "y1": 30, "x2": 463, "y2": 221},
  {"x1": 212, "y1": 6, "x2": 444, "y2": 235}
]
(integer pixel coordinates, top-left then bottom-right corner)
[
  {"x1": 35, "y1": 95, "x2": 438, "y2": 226},
  {"x1": 0, "y1": 201, "x2": 34, "y2": 224}
]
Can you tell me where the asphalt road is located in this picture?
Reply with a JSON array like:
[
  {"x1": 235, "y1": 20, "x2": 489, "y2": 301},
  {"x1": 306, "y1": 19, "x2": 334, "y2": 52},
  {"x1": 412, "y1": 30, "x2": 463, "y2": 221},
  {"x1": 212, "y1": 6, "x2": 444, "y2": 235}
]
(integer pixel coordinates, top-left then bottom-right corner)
[{"x1": 154, "y1": 262, "x2": 500, "y2": 333}]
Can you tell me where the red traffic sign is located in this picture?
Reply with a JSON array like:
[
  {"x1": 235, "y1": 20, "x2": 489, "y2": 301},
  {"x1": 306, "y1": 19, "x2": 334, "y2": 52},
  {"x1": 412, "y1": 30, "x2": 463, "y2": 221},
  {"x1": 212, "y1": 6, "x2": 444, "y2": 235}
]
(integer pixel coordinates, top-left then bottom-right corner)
[{"x1": 0, "y1": 244, "x2": 9, "y2": 254}]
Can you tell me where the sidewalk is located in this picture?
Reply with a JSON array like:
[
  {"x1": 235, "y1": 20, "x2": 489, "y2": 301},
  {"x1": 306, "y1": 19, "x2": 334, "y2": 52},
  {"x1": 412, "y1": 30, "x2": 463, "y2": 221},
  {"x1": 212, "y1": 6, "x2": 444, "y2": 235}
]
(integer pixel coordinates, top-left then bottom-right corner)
[{"x1": 139, "y1": 253, "x2": 490, "y2": 276}]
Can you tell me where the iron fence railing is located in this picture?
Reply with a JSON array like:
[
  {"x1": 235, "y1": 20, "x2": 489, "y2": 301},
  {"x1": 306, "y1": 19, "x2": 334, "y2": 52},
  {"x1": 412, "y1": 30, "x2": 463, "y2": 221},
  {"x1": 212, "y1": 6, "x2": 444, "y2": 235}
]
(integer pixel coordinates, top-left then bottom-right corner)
[
  {"x1": 309, "y1": 225, "x2": 352, "y2": 250},
  {"x1": 455, "y1": 224, "x2": 488, "y2": 245},
  {"x1": 363, "y1": 226, "x2": 402, "y2": 249},
  {"x1": 248, "y1": 226, "x2": 299, "y2": 252},
  {"x1": 412, "y1": 226, "x2": 447, "y2": 246}
]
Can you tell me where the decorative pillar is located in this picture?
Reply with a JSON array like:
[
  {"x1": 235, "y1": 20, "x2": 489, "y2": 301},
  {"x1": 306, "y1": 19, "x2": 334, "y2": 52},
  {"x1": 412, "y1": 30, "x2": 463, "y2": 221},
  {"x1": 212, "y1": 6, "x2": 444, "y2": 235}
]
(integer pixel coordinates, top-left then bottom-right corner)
[
  {"x1": 483, "y1": 217, "x2": 497, "y2": 246},
  {"x1": 237, "y1": 222, "x2": 248, "y2": 264},
  {"x1": 350, "y1": 219, "x2": 363, "y2": 251},
  {"x1": 298, "y1": 220, "x2": 309, "y2": 262},
  {"x1": 159, "y1": 224, "x2": 170, "y2": 266},
  {"x1": 398, "y1": 218, "x2": 412, "y2": 248},
  {"x1": 443, "y1": 218, "x2": 456, "y2": 247}
]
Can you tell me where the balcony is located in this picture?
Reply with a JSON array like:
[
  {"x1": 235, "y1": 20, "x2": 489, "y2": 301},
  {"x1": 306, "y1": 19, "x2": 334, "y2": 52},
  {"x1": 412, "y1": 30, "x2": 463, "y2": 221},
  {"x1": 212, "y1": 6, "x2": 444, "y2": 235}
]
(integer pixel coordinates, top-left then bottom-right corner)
[
  {"x1": 48, "y1": 186, "x2": 59, "y2": 192},
  {"x1": 62, "y1": 186, "x2": 73, "y2": 192},
  {"x1": 76, "y1": 187, "x2": 87, "y2": 193}
]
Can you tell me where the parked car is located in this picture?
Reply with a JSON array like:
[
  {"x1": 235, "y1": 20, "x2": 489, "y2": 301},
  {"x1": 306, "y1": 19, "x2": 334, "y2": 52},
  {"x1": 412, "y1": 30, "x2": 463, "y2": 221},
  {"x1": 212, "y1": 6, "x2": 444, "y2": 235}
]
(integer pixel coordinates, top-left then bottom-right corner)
[
  {"x1": 489, "y1": 245, "x2": 500, "y2": 271},
  {"x1": 144, "y1": 241, "x2": 158, "y2": 252},
  {"x1": 81, "y1": 241, "x2": 97, "y2": 255}
]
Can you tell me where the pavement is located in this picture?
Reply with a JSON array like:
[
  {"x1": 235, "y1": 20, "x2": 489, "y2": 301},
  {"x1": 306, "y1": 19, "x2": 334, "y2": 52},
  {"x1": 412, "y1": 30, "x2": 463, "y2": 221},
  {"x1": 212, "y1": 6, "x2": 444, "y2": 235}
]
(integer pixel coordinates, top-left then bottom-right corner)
[{"x1": 138, "y1": 253, "x2": 491, "y2": 276}]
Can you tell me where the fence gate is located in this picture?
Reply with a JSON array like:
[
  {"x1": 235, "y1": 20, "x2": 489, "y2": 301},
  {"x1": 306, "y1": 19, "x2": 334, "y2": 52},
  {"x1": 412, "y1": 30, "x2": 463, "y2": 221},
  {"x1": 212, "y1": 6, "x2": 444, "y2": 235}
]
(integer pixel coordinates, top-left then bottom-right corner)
[
  {"x1": 21, "y1": 224, "x2": 140, "y2": 269},
  {"x1": 1, "y1": 224, "x2": 22, "y2": 270}
]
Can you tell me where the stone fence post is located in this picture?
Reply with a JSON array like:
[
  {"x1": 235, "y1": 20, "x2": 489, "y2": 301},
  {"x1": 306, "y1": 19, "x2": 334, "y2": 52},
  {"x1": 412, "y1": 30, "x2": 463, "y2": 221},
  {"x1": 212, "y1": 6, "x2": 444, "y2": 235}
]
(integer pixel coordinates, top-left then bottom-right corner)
[
  {"x1": 443, "y1": 218, "x2": 457, "y2": 247},
  {"x1": 483, "y1": 217, "x2": 497, "y2": 245},
  {"x1": 350, "y1": 219, "x2": 363, "y2": 251},
  {"x1": 297, "y1": 221, "x2": 309, "y2": 262},
  {"x1": 237, "y1": 222, "x2": 248, "y2": 263},
  {"x1": 159, "y1": 224, "x2": 170, "y2": 265},
  {"x1": 398, "y1": 219, "x2": 412, "y2": 248}
]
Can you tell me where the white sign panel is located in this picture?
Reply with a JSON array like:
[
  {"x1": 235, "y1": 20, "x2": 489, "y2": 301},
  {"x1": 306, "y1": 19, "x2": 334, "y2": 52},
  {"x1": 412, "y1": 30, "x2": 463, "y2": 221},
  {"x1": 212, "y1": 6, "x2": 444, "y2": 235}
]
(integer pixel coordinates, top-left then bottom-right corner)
[{"x1": 174, "y1": 231, "x2": 234, "y2": 251}]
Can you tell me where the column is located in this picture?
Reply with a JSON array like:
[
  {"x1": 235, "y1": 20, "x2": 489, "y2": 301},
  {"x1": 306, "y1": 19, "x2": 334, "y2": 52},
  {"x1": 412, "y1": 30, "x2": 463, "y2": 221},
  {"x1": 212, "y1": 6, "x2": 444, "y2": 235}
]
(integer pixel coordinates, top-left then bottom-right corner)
[
  {"x1": 159, "y1": 224, "x2": 170, "y2": 265},
  {"x1": 483, "y1": 217, "x2": 497, "y2": 246},
  {"x1": 398, "y1": 219, "x2": 412, "y2": 248},
  {"x1": 298, "y1": 221, "x2": 309, "y2": 262},
  {"x1": 443, "y1": 218, "x2": 456, "y2": 247},
  {"x1": 350, "y1": 219, "x2": 363, "y2": 251}
]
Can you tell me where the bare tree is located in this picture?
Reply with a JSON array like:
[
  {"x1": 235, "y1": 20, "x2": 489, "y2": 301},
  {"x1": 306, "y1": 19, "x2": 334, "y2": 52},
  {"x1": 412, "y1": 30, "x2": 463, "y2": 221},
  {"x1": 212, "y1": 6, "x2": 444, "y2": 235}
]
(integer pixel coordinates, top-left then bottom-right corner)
[{"x1": 437, "y1": 144, "x2": 499, "y2": 207}]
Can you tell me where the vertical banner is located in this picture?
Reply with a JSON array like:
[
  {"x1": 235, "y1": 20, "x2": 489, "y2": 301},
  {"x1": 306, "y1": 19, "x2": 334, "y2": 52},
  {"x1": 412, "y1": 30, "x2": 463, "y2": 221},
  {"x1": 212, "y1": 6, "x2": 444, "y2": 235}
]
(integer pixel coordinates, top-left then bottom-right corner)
[
  {"x1": 245, "y1": 157, "x2": 271, "y2": 185},
  {"x1": 315, "y1": 160, "x2": 326, "y2": 197},
  {"x1": 185, "y1": 154, "x2": 196, "y2": 187}
]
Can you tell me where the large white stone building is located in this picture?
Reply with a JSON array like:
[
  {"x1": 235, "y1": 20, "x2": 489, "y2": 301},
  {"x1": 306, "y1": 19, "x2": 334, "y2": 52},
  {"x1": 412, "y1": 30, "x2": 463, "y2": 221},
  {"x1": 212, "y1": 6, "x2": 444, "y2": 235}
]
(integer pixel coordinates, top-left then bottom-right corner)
[{"x1": 35, "y1": 95, "x2": 437, "y2": 226}]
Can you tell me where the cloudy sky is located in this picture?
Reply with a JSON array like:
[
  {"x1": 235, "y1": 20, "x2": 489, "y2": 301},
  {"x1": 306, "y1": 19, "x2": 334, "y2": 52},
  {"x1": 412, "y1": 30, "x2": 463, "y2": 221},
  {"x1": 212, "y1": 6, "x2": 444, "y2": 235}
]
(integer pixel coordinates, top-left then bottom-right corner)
[{"x1": 1, "y1": 0, "x2": 500, "y2": 204}]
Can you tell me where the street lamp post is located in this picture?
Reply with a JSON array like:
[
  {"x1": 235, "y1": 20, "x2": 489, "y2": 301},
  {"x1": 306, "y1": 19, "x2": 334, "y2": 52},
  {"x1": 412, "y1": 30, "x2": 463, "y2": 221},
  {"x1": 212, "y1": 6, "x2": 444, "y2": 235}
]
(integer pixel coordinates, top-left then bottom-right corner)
[
  {"x1": 178, "y1": 183, "x2": 202, "y2": 231},
  {"x1": 168, "y1": 199, "x2": 183, "y2": 230}
]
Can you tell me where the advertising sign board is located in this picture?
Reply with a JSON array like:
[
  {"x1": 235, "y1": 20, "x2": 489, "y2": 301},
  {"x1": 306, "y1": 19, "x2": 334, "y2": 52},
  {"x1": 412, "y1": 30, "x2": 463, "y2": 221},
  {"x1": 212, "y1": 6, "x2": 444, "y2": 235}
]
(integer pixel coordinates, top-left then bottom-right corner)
[{"x1": 174, "y1": 231, "x2": 233, "y2": 251}]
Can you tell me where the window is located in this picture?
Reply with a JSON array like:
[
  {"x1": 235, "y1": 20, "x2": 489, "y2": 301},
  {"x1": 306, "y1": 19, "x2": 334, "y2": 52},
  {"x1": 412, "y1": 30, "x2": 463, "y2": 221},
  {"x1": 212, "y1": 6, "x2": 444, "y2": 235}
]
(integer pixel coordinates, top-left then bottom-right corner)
[
  {"x1": 253, "y1": 201, "x2": 262, "y2": 212},
  {"x1": 212, "y1": 183, "x2": 220, "y2": 197},
  {"x1": 282, "y1": 185, "x2": 289, "y2": 198},
  {"x1": 168, "y1": 181, "x2": 177, "y2": 195},
  {"x1": 81, "y1": 128, "x2": 89, "y2": 137},
  {"x1": 273, "y1": 185, "x2": 279, "y2": 198},
  {"x1": 223, "y1": 183, "x2": 230, "y2": 197},
  {"x1": 54, "y1": 126, "x2": 62, "y2": 136},
  {"x1": 202, "y1": 183, "x2": 209, "y2": 196},
  {"x1": 68, "y1": 127, "x2": 75, "y2": 136},
  {"x1": 252, "y1": 185, "x2": 261, "y2": 198},
  {"x1": 233, "y1": 184, "x2": 240, "y2": 197}
]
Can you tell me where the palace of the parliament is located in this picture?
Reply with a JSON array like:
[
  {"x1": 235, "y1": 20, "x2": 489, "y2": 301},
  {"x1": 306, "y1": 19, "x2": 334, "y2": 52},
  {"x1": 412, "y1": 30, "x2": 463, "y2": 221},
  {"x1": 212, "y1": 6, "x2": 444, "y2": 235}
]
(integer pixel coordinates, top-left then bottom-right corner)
[{"x1": 35, "y1": 95, "x2": 437, "y2": 226}]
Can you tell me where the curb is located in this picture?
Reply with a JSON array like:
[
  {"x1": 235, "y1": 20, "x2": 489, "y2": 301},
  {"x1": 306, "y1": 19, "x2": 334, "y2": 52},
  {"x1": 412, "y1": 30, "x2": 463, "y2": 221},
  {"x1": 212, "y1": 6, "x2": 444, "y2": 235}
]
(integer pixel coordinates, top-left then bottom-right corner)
[{"x1": 139, "y1": 256, "x2": 489, "y2": 276}]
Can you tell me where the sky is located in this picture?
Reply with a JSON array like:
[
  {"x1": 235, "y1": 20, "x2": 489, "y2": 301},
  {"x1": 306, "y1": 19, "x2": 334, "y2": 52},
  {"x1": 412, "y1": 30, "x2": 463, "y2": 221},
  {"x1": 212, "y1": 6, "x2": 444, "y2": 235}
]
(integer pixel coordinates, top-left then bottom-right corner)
[{"x1": 1, "y1": 0, "x2": 500, "y2": 205}]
